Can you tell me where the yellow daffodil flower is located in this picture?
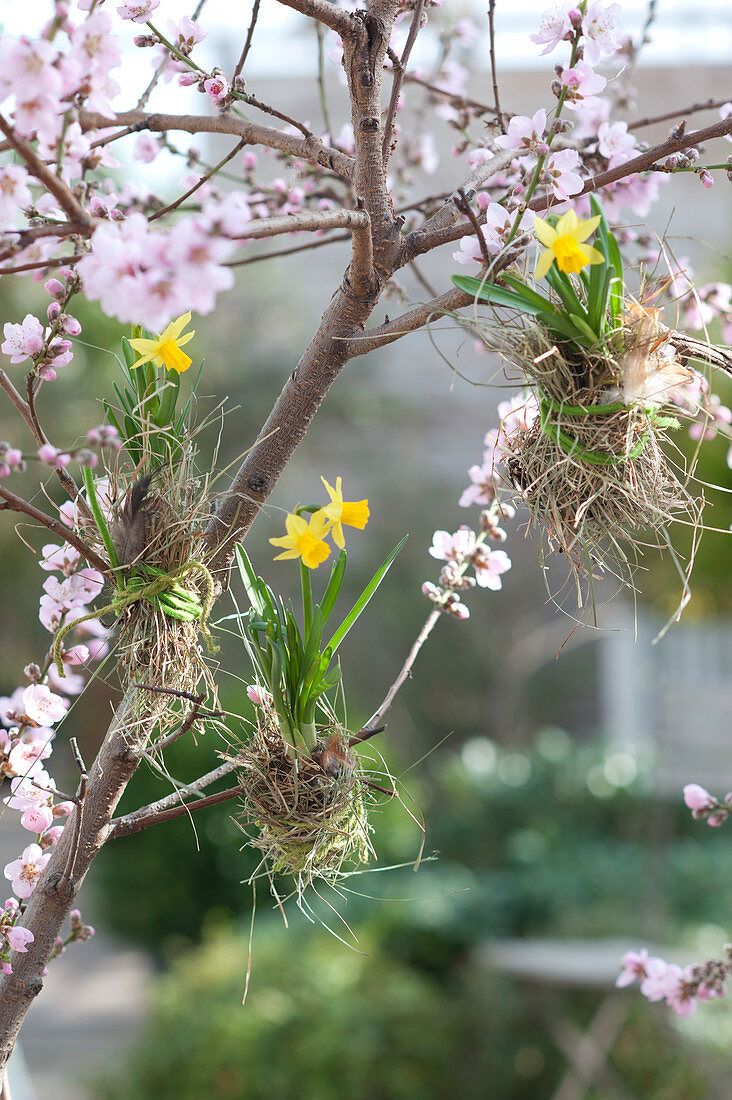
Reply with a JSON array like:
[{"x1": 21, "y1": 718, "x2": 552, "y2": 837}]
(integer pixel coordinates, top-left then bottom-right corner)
[
  {"x1": 533, "y1": 210, "x2": 604, "y2": 279},
  {"x1": 270, "y1": 510, "x2": 331, "y2": 569},
  {"x1": 129, "y1": 312, "x2": 196, "y2": 374},
  {"x1": 320, "y1": 476, "x2": 370, "y2": 550}
]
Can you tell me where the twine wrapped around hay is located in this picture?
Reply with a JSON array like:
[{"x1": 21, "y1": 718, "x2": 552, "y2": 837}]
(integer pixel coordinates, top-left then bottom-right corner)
[
  {"x1": 497, "y1": 317, "x2": 703, "y2": 595},
  {"x1": 235, "y1": 717, "x2": 372, "y2": 887}
]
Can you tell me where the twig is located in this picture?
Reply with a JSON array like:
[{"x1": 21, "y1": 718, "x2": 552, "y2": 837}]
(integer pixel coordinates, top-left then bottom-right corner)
[
  {"x1": 628, "y1": 97, "x2": 732, "y2": 132},
  {"x1": 227, "y1": 230, "x2": 351, "y2": 267},
  {"x1": 315, "y1": 23, "x2": 332, "y2": 137},
  {"x1": 0, "y1": 484, "x2": 109, "y2": 573},
  {"x1": 403, "y1": 73, "x2": 500, "y2": 117},
  {"x1": 382, "y1": 0, "x2": 425, "y2": 162},
  {"x1": 108, "y1": 759, "x2": 240, "y2": 838},
  {"x1": 110, "y1": 784, "x2": 244, "y2": 838},
  {"x1": 408, "y1": 260, "x2": 439, "y2": 300},
  {"x1": 148, "y1": 140, "x2": 245, "y2": 222},
  {"x1": 364, "y1": 608, "x2": 441, "y2": 730},
  {"x1": 78, "y1": 109, "x2": 355, "y2": 180},
  {"x1": 0, "y1": 253, "x2": 84, "y2": 277},
  {"x1": 58, "y1": 738, "x2": 88, "y2": 890},
  {"x1": 234, "y1": 0, "x2": 262, "y2": 81},
  {"x1": 234, "y1": 208, "x2": 370, "y2": 241},
  {"x1": 0, "y1": 117, "x2": 91, "y2": 228},
  {"x1": 238, "y1": 92, "x2": 312, "y2": 140},
  {"x1": 455, "y1": 188, "x2": 490, "y2": 266},
  {"x1": 487, "y1": 0, "x2": 505, "y2": 133}
]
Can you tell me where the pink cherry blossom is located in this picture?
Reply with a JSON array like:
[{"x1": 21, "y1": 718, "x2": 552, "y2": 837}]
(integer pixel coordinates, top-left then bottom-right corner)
[
  {"x1": 1, "y1": 315, "x2": 44, "y2": 364},
  {"x1": 530, "y1": 6, "x2": 573, "y2": 54},
  {"x1": 542, "y1": 148, "x2": 585, "y2": 200},
  {"x1": 20, "y1": 805, "x2": 54, "y2": 834},
  {"x1": 117, "y1": 0, "x2": 159, "y2": 21},
  {"x1": 495, "y1": 110, "x2": 548, "y2": 157},
  {"x1": 0, "y1": 165, "x2": 32, "y2": 224},
  {"x1": 247, "y1": 685, "x2": 273, "y2": 707},
  {"x1": 616, "y1": 948, "x2": 649, "y2": 988},
  {"x1": 597, "y1": 121, "x2": 637, "y2": 162},
  {"x1": 683, "y1": 783, "x2": 715, "y2": 812},
  {"x1": 42, "y1": 568, "x2": 104, "y2": 609},
  {"x1": 721, "y1": 103, "x2": 732, "y2": 144},
  {"x1": 204, "y1": 75, "x2": 228, "y2": 102},
  {"x1": 561, "y1": 61, "x2": 607, "y2": 110},
  {"x1": 3, "y1": 843, "x2": 51, "y2": 899},
  {"x1": 582, "y1": 2, "x2": 622, "y2": 66},
  {"x1": 38, "y1": 543, "x2": 82, "y2": 575},
  {"x1": 459, "y1": 462, "x2": 499, "y2": 508},
  {"x1": 168, "y1": 16, "x2": 207, "y2": 47},
  {"x1": 22, "y1": 685, "x2": 68, "y2": 727},
  {"x1": 203, "y1": 192, "x2": 252, "y2": 237},
  {"x1": 134, "y1": 133, "x2": 162, "y2": 163},
  {"x1": 472, "y1": 546, "x2": 512, "y2": 590},
  {"x1": 71, "y1": 12, "x2": 121, "y2": 75},
  {"x1": 5, "y1": 769, "x2": 55, "y2": 813},
  {"x1": 639, "y1": 957, "x2": 681, "y2": 1002},
  {"x1": 5, "y1": 925, "x2": 34, "y2": 953},
  {"x1": 429, "y1": 528, "x2": 476, "y2": 563},
  {"x1": 7, "y1": 740, "x2": 51, "y2": 779},
  {"x1": 498, "y1": 391, "x2": 540, "y2": 436}
]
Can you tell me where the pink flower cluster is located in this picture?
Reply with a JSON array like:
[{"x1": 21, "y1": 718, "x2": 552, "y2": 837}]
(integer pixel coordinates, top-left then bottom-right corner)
[
  {"x1": 617, "y1": 948, "x2": 728, "y2": 1017},
  {"x1": 682, "y1": 782, "x2": 732, "y2": 827},
  {"x1": 0, "y1": 510, "x2": 112, "y2": 971},
  {"x1": 78, "y1": 211, "x2": 236, "y2": 330}
]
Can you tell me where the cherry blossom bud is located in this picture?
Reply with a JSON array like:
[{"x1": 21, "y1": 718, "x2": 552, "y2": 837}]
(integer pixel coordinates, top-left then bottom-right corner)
[
  {"x1": 40, "y1": 826, "x2": 65, "y2": 848},
  {"x1": 47, "y1": 302, "x2": 61, "y2": 323},
  {"x1": 133, "y1": 34, "x2": 157, "y2": 47},
  {"x1": 242, "y1": 152, "x2": 257, "y2": 172},
  {"x1": 683, "y1": 783, "x2": 715, "y2": 811},
  {"x1": 421, "y1": 582, "x2": 442, "y2": 602},
  {"x1": 74, "y1": 449, "x2": 98, "y2": 468},
  {"x1": 178, "y1": 71, "x2": 198, "y2": 87},
  {"x1": 43, "y1": 278, "x2": 65, "y2": 300},
  {"x1": 550, "y1": 79, "x2": 562, "y2": 98},
  {"x1": 61, "y1": 315, "x2": 81, "y2": 336},
  {"x1": 23, "y1": 664, "x2": 42, "y2": 682},
  {"x1": 699, "y1": 170, "x2": 714, "y2": 190},
  {"x1": 52, "y1": 802, "x2": 75, "y2": 818},
  {"x1": 552, "y1": 118, "x2": 573, "y2": 134},
  {"x1": 69, "y1": 909, "x2": 82, "y2": 930}
]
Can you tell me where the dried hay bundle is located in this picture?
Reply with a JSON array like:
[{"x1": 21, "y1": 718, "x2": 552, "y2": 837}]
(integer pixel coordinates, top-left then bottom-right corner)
[
  {"x1": 497, "y1": 307, "x2": 704, "y2": 600},
  {"x1": 235, "y1": 716, "x2": 372, "y2": 889}
]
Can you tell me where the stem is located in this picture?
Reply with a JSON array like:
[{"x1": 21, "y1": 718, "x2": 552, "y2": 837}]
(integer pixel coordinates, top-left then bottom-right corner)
[
  {"x1": 82, "y1": 466, "x2": 119, "y2": 569},
  {"x1": 364, "y1": 607, "x2": 441, "y2": 731}
]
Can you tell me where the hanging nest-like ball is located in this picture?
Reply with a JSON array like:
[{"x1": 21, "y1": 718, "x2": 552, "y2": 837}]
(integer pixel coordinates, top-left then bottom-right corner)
[
  {"x1": 498, "y1": 308, "x2": 705, "y2": 595},
  {"x1": 235, "y1": 718, "x2": 373, "y2": 888}
]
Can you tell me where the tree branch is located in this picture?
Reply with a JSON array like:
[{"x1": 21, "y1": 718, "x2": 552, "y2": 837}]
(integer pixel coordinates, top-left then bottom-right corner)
[
  {"x1": 275, "y1": 0, "x2": 357, "y2": 36},
  {"x1": 0, "y1": 117, "x2": 91, "y2": 228},
  {"x1": 110, "y1": 780, "x2": 243, "y2": 838},
  {"x1": 0, "y1": 484, "x2": 109, "y2": 573},
  {"x1": 234, "y1": 0, "x2": 262, "y2": 81},
  {"x1": 406, "y1": 115, "x2": 732, "y2": 259},
  {"x1": 237, "y1": 208, "x2": 370, "y2": 240},
  {"x1": 382, "y1": 0, "x2": 425, "y2": 162},
  {"x1": 78, "y1": 109, "x2": 355, "y2": 180}
]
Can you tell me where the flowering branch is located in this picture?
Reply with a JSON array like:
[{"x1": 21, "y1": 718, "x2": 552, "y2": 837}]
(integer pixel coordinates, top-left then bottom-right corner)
[
  {"x1": 78, "y1": 109, "x2": 355, "y2": 179},
  {"x1": 0, "y1": 485, "x2": 108, "y2": 574}
]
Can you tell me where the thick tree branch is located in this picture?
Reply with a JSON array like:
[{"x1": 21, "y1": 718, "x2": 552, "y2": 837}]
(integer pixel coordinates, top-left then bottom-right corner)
[
  {"x1": 0, "y1": 679, "x2": 174, "y2": 1072},
  {"x1": 205, "y1": 1, "x2": 398, "y2": 575},
  {"x1": 0, "y1": 484, "x2": 109, "y2": 573},
  {"x1": 275, "y1": 0, "x2": 357, "y2": 36},
  {"x1": 78, "y1": 109, "x2": 355, "y2": 180},
  {"x1": 238, "y1": 208, "x2": 370, "y2": 240}
]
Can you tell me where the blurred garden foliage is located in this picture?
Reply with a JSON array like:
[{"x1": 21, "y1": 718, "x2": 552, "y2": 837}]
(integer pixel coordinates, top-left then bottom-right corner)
[{"x1": 95, "y1": 729, "x2": 732, "y2": 1099}]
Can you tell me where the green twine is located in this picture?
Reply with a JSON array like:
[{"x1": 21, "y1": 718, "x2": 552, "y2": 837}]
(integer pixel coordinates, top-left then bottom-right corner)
[
  {"x1": 69, "y1": 468, "x2": 218, "y2": 666},
  {"x1": 538, "y1": 394, "x2": 680, "y2": 467}
]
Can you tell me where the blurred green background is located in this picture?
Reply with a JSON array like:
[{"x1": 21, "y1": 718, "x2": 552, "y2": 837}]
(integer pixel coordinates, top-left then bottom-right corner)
[{"x1": 2, "y1": 203, "x2": 732, "y2": 1098}]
